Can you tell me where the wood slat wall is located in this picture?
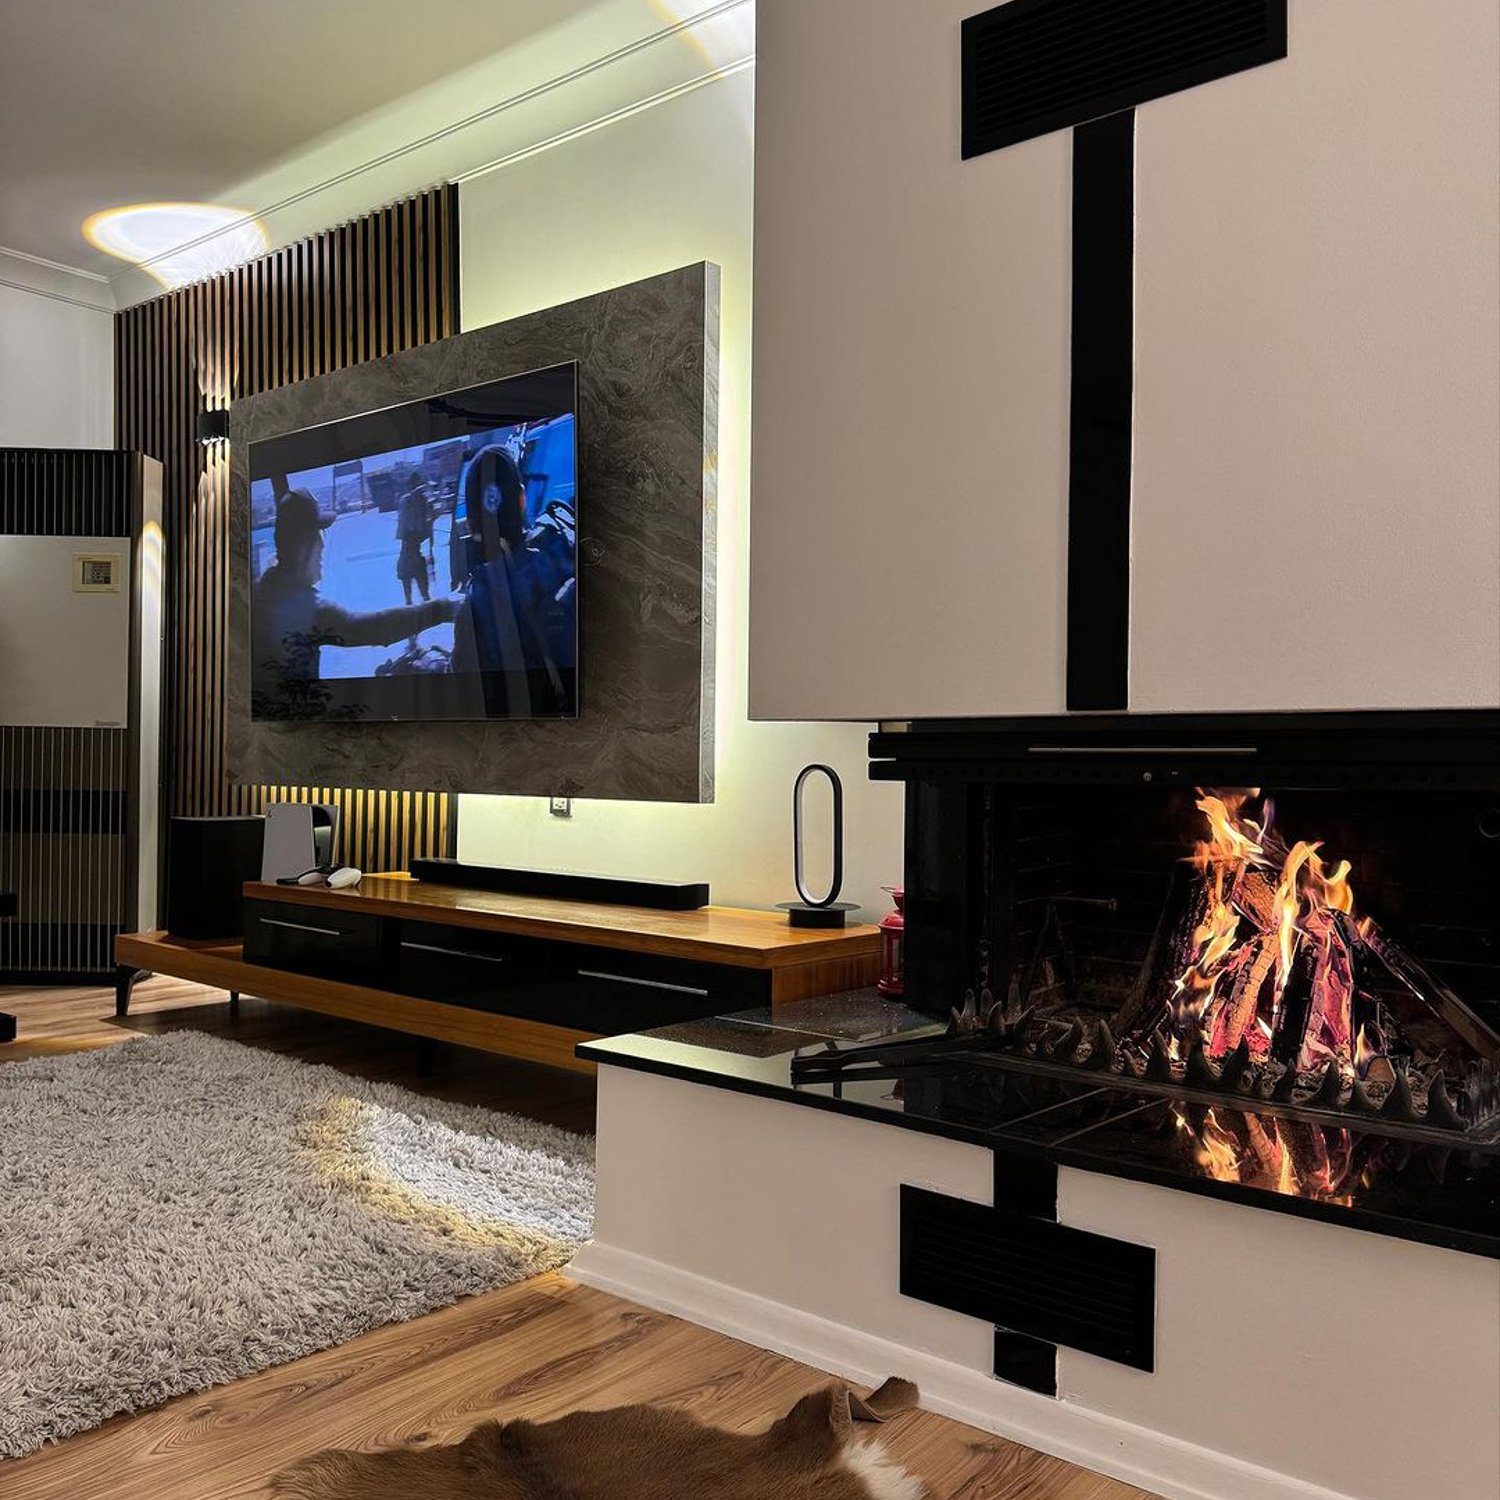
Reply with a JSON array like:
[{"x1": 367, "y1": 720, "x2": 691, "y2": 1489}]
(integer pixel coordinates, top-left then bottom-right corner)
[{"x1": 113, "y1": 186, "x2": 461, "y2": 880}]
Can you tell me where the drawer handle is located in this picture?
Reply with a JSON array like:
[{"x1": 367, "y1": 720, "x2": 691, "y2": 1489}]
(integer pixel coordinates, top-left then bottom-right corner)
[
  {"x1": 576, "y1": 969, "x2": 709, "y2": 998},
  {"x1": 401, "y1": 940, "x2": 507, "y2": 965},
  {"x1": 258, "y1": 917, "x2": 347, "y2": 939}
]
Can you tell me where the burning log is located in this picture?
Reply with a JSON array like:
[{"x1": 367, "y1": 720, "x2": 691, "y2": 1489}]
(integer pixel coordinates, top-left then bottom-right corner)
[
  {"x1": 1270, "y1": 932, "x2": 1320, "y2": 1069},
  {"x1": 1229, "y1": 866, "x2": 1279, "y2": 931},
  {"x1": 1220, "y1": 934, "x2": 1277, "y2": 1051}
]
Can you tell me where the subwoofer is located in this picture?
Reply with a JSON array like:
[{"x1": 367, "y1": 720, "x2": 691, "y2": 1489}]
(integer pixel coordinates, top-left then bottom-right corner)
[{"x1": 165, "y1": 816, "x2": 265, "y2": 938}]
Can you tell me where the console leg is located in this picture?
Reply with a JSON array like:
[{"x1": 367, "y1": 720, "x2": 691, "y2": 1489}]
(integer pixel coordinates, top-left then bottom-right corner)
[
  {"x1": 0, "y1": 1012, "x2": 16, "y2": 1043},
  {"x1": 228, "y1": 990, "x2": 240, "y2": 1015},
  {"x1": 115, "y1": 965, "x2": 147, "y2": 1018}
]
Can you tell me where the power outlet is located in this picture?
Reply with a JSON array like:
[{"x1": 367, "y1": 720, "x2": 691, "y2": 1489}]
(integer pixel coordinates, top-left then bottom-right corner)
[{"x1": 549, "y1": 795, "x2": 572, "y2": 819}]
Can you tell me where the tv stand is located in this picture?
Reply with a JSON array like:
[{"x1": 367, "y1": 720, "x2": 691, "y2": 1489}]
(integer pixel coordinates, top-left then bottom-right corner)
[{"x1": 108, "y1": 876, "x2": 881, "y2": 1071}]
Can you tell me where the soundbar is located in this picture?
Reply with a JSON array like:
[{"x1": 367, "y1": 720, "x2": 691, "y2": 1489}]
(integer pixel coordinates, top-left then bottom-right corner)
[{"x1": 408, "y1": 859, "x2": 709, "y2": 911}]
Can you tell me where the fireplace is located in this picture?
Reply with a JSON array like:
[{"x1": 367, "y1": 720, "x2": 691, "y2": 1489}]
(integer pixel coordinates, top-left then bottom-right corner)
[
  {"x1": 804, "y1": 713, "x2": 1500, "y2": 1154},
  {"x1": 573, "y1": 704, "x2": 1500, "y2": 1500}
]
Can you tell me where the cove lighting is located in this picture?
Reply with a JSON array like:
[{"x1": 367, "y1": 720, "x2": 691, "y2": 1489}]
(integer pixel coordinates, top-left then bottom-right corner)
[{"x1": 83, "y1": 202, "x2": 268, "y2": 289}]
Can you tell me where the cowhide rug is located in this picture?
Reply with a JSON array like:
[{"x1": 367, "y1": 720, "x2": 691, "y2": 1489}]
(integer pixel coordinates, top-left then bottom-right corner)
[{"x1": 273, "y1": 1377, "x2": 929, "y2": 1499}]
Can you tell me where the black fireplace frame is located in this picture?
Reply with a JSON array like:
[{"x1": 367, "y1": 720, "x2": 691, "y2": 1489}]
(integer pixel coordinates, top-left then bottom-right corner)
[{"x1": 870, "y1": 709, "x2": 1500, "y2": 1102}]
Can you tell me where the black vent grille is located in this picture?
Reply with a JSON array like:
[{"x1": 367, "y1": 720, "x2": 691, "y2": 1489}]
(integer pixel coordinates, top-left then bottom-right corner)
[
  {"x1": 962, "y1": 0, "x2": 1287, "y2": 157},
  {"x1": 900, "y1": 1185, "x2": 1155, "y2": 1369}
]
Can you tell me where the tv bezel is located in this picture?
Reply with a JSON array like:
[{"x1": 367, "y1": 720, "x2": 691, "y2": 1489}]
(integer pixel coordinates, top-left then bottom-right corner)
[{"x1": 246, "y1": 360, "x2": 580, "y2": 725}]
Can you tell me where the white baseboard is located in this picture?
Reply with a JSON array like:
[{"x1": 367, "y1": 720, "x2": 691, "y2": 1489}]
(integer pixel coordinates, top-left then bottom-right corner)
[{"x1": 568, "y1": 1241, "x2": 1360, "y2": 1500}]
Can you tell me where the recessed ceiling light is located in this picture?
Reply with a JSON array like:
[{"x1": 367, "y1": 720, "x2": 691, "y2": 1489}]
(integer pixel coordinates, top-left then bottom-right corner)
[{"x1": 82, "y1": 202, "x2": 268, "y2": 289}]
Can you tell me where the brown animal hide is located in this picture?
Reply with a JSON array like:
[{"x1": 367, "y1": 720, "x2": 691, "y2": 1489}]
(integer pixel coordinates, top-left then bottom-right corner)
[{"x1": 273, "y1": 1378, "x2": 927, "y2": 1500}]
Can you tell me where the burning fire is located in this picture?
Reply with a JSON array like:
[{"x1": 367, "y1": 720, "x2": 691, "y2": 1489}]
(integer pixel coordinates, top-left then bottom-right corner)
[{"x1": 1170, "y1": 791, "x2": 1365, "y2": 1079}]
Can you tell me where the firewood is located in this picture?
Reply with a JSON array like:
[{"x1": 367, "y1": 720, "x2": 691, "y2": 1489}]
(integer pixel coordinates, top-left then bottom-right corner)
[
  {"x1": 1223, "y1": 934, "x2": 1277, "y2": 1050},
  {"x1": 1229, "y1": 867, "x2": 1278, "y2": 932},
  {"x1": 1270, "y1": 933, "x2": 1319, "y2": 1069}
]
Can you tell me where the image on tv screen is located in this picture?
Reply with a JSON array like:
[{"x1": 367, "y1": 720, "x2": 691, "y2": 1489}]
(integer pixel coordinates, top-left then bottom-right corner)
[{"x1": 248, "y1": 363, "x2": 578, "y2": 723}]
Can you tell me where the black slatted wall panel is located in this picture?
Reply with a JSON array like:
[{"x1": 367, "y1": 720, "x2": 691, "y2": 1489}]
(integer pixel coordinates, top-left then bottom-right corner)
[{"x1": 112, "y1": 186, "x2": 461, "y2": 876}]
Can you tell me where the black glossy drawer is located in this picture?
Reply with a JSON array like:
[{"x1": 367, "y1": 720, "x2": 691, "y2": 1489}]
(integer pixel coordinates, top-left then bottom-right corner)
[
  {"x1": 391, "y1": 923, "x2": 762, "y2": 1031},
  {"x1": 243, "y1": 897, "x2": 385, "y2": 981}
]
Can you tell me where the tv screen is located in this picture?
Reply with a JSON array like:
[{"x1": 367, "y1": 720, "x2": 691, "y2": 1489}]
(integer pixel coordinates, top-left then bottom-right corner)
[{"x1": 248, "y1": 362, "x2": 578, "y2": 723}]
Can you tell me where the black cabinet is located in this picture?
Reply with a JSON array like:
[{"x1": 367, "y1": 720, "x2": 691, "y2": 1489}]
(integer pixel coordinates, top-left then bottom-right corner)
[
  {"x1": 243, "y1": 898, "x2": 386, "y2": 982},
  {"x1": 242, "y1": 894, "x2": 768, "y2": 1034}
]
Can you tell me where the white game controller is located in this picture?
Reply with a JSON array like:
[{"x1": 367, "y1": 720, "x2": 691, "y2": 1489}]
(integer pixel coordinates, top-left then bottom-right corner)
[{"x1": 327, "y1": 866, "x2": 363, "y2": 890}]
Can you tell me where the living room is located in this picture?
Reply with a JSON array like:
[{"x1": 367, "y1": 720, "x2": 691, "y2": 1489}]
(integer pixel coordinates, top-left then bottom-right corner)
[{"x1": 1, "y1": 3, "x2": 1496, "y2": 1498}]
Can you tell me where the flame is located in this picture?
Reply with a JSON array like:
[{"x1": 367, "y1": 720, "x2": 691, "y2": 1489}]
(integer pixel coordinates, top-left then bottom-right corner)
[
  {"x1": 1170, "y1": 792, "x2": 1263, "y2": 1044},
  {"x1": 1128, "y1": 790, "x2": 1405, "y2": 1127},
  {"x1": 1190, "y1": 792, "x2": 1265, "y2": 871},
  {"x1": 1271, "y1": 840, "x2": 1316, "y2": 988}
]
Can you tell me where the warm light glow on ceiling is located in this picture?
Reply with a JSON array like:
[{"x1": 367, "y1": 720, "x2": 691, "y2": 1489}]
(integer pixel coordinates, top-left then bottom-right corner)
[
  {"x1": 82, "y1": 202, "x2": 268, "y2": 288},
  {"x1": 649, "y1": 0, "x2": 754, "y2": 74}
]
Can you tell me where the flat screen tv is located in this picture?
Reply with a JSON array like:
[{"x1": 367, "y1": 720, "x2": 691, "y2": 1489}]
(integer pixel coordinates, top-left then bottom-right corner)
[{"x1": 248, "y1": 362, "x2": 578, "y2": 723}]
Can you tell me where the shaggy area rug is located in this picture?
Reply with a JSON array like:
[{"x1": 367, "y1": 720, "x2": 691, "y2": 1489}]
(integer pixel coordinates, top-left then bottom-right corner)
[
  {"x1": 0, "y1": 1031, "x2": 594, "y2": 1458},
  {"x1": 274, "y1": 1378, "x2": 928, "y2": 1500}
]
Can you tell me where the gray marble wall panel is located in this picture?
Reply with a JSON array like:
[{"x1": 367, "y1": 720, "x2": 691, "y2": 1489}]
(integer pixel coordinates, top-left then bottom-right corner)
[{"x1": 226, "y1": 263, "x2": 717, "y2": 802}]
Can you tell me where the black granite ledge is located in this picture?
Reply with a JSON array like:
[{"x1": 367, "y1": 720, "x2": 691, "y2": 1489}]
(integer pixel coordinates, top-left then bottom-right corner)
[{"x1": 580, "y1": 992, "x2": 1500, "y2": 1261}]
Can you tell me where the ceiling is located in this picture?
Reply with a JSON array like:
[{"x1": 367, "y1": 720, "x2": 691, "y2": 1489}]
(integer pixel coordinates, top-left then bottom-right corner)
[{"x1": 0, "y1": 0, "x2": 608, "y2": 275}]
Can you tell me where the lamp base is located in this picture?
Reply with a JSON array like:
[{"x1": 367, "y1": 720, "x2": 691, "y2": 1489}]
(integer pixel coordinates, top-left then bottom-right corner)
[{"x1": 776, "y1": 900, "x2": 860, "y2": 929}]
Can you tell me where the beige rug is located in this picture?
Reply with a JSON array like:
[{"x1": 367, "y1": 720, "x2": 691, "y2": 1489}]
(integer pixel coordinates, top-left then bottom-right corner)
[{"x1": 274, "y1": 1378, "x2": 928, "y2": 1500}]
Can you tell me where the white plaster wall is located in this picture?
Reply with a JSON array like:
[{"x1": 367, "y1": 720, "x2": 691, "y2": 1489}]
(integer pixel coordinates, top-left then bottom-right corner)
[
  {"x1": 0, "y1": 254, "x2": 115, "y2": 448},
  {"x1": 1059, "y1": 1168, "x2": 1500, "y2": 1500},
  {"x1": 749, "y1": 0, "x2": 1073, "y2": 721},
  {"x1": 748, "y1": 0, "x2": 1500, "y2": 719},
  {"x1": 587, "y1": 1066, "x2": 996, "y2": 1367},
  {"x1": 1129, "y1": 0, "x2": 1500, "y2": 711},
  {"x1": 455, "y1": 68, "x2": 905, "y2": 915},
  {"x1": 576, "y1": 1064, "x2": 1500, "y2": 1500}
]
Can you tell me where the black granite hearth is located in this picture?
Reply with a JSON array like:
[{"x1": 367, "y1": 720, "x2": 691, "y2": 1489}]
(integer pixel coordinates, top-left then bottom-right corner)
[{"x1": 579, "y1": 991, "x2": 1500, "y2": 1260}]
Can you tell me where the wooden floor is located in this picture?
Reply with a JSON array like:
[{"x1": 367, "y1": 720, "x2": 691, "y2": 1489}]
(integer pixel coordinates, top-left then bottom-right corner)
[
  {"x1": 0, "y1": 973, "x2": 596, "y2": 1132},
  {"x1": 0, "y1": 978, "x2": 1154, "y2": 1500}
]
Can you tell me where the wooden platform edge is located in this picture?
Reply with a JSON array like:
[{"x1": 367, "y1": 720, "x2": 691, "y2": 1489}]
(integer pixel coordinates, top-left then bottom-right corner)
[
  {"x1": 114, "y1": 932, "x2": 598, "y2": 1074},
  {"x1": 245, "y1": 880, "x2": 883, "y2": 970}
]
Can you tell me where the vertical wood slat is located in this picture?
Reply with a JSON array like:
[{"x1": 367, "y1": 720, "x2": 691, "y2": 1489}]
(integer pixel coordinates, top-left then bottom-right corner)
[{"x1": 113, "y1": 185, "x2": 460, "y2": 879}]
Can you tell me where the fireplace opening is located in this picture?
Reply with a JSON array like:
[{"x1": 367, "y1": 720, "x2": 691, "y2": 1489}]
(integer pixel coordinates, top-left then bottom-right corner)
[
  {"x1": 815, "y1": 715, "x2": 1500, "y2": 1149},
  {"x1": 959, "y1": 782, "x2": 1497, "y2": 1137}
]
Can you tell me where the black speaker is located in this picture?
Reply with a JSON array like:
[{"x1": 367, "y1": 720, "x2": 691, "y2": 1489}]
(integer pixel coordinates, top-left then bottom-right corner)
[{"x1": 166, "y1": 816, "x2": 265, "y2": 938}]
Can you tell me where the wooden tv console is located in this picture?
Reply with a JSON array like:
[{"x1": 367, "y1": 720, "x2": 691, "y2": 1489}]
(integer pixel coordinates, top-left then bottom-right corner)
[{"x1": 113, "y1": 876, "x2": 881, "y2": 1073}]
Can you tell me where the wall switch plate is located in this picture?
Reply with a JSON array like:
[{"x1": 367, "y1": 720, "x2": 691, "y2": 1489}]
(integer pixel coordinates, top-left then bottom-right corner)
[
  {"x1": 73, "y1": 553, "x2": 122, "y2": 592},
  {"x1": 549, "y1": 795, "x2": 572, "y2": 818}
]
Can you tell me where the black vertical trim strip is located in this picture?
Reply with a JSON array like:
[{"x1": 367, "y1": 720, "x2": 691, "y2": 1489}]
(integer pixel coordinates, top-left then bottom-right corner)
[
  {"x1": 993, "y1": 1328, "x2": 1059, "y2": 1395},
  {"x1": 1066, "y1": 109, "x2": 1135, "y2": 711},
  {"x1": 994, "y1": 1150, "x2": 1059, "y2": 1220}
]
